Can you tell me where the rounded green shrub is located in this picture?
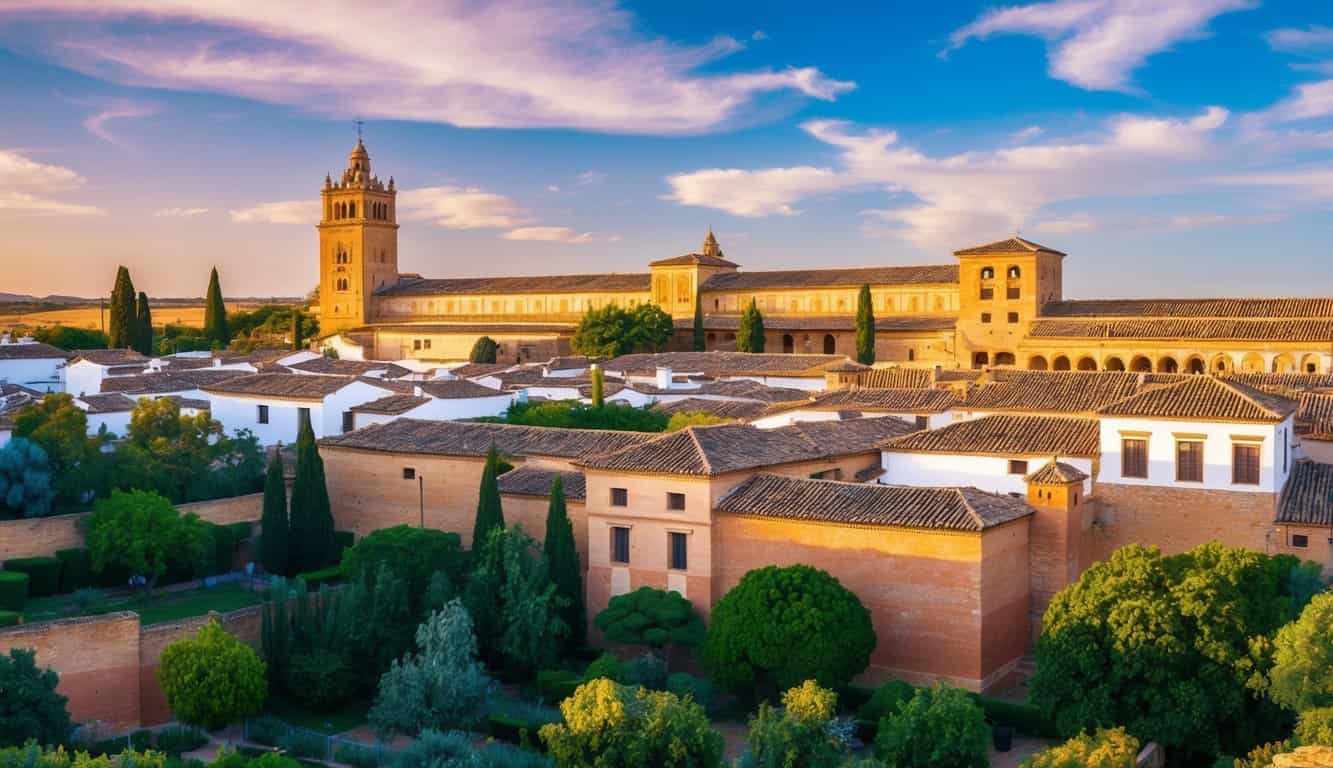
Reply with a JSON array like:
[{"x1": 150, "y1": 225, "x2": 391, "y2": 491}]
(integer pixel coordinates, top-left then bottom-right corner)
[
  {"x1": 0, "y1": 571, "x2": 29, "y2": 610},
  {"x1": 1296, "y1": 707, "x2": 1333, "y2": 747},
  {"x1": 55, "y1": 548, "x2": 92, "y2": 593},
  {"x1": 3, "y1": 558, "x2": 60, "y2": 597},
  {"x1": 858, "y1": 680, "x2": 918, "y2": 723},
  {"x1": 583, "y1": 652, "x2": 625, "y2": 683},
  {"x1": 0, "y1": 611, "x2": 20, "y2": 628}
]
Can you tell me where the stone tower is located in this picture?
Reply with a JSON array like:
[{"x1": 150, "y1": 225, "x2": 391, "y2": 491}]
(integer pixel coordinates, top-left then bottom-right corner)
[
  {"x1": 1024, "y1": 459, "x2": 1090, "y2": 641},
  {"x1": 318, "y1": 140, "x2": 399, "y2": 333}
]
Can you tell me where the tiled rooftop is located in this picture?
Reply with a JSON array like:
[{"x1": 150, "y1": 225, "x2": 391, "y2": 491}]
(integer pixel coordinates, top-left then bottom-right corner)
[
  {"x1": 78, "y1": 392, "x2": 137, "y2": 413},
  {"x1": 416, "y1": 379, "x2": 509, "y2": 399},
  {"x1": 650, "y1": 398, "x2": 770, "y2": 420},
  {"x1": 1041, "y1": 298, "x2": 1333, "y2": 319},
  {"x1": 350, "y1": 394, "x2": 430, "y2": 415},
  {"x1": 202, "y1": 373, "x2": 369, "y2": 400},
  {"x1": 716, "y1": 473, "x2": 1032, "y2": 532},
  {"x1": 882, "y1": 414, "x2": 1100, "y2": 457},
  {"x1": 287, "y1": 357, "x2": 391, "y2": 375},
  {"x1": 965, "y1": 370, "x2": 1143, "y2": 414},
  {"x1": 857, "y1": 367, "x2": 937, "y2": 389},
  {"x1": 0, "y1": 342, "x2": 70, "y2": 360},
  {"x1": 72, "y1": 349, "x2": 149, "y2": 365},
  {"x1": 701, "y1": 264, "x2": 958, "y2": 292},
  {"x1": 954, "y1": 237, "x2": 1065, "y2": 256},
  {"x1": 1276, "y1": 461, "x2": 1333, "y2": 526},
  {"x1": 1096, "y1": 376, "x2": 1296, "y2": 423},
  {"x1": 377, "y1": 273, "x2": 651, "y2": 296},
  {"x1": 601, "y1": 351, "x2": 850, "y2": 378},
  {"x1": 1027, "y1": 318, "x2": 1333, "y2": 342},
  {"x1": 496, "y1": 467, "x2": 587, "y2": 500},
  {"x1": 321, "y1": 418, "x2": 654, "y2": 460},
  {"x1": 99, "y1": 369, "x2": 249, "y2": 394},
  {"x1": 1025, "y1": 459, "x2": 1089, "y2": 484},
  {"x1": 773, "y1": 387, "x2": 958, "y2": 414}
]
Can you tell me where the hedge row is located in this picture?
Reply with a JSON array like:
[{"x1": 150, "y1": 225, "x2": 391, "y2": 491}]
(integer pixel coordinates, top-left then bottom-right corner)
[
  {"x1": 0, "y1": 571, "x2": 28, "y2": 611},
  {"x1": 486, "y1": 714, "x2": 549, "y2": 752},
  {"x1": 298, "y1": 565, "x2": 346, "y2": 589},
  {"x1": 5, "y1": 557, "x2": 61, "y2": 597},
  {"x1": 55, "y1": 548, "x2": 92, "y2": 593},
  {"x1": 0, "y1": 610, "x2": 20, "y2": 628},
  {"x1": 852, "y1": 678, "x2": 1057, "y2": 740}
]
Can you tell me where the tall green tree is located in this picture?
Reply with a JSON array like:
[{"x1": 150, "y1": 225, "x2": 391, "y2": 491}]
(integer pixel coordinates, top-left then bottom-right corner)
[
  {"x1": 469, "y1": 336, "x2": 498, "y2": 363},
  {"x1": 471, "y1": 444, "x2": 505, "y2": 550},
  {"x1": 134, "y1": 291, "x2": 154, "y2": 356},
  {"x1": 290, "y1": 310, "x2": 304, "y2": 351},
  {"x1": 855, "y1": 283, "x2": 875, "y2": 365},
  {"x1": 590, "y1": 366, "x2": 605, "y2": 408},
  {"x1": 1268, "y1": 592, "x2": 1333, "y2": 712},
  {"x1": 571, "y1": 304, "x2": 675, "y2": 358},
  {"x1": 288, "y1": 411, "x2": 335, "y2": 573},
  {"x1": 692, "y1": 293, "x2": 706, "y2": 351},
  {"x1": 737, "y1": 299, "x2": 766, "y2": 353},
  {"x1": 108, "y1": 265, "x2": 137, "y2": 349},
  {"x1": 203, "y1": 266, "x2": 230, "y2": 348},
  {"x1": 260, "y1": 449, "x2": 289, "y2": 576},
  {"x1": 544, "y1": 474, "x2": 585, "y2": 651},
  {"x1": 14, "y1": 394, "x2": 104, "y2": 505},
  {"x1": 0, "y1": 648, "x2": 71, "y2": 748}
]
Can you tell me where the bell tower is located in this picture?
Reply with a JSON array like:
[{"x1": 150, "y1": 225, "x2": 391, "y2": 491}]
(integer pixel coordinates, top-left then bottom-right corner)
[{"x1": 318, "y1": 137, "x2": 399, "y2": 333}]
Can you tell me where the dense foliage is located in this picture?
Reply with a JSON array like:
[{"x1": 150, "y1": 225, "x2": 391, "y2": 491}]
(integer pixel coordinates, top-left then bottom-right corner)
[
  {"x1": 544, "y1": 475, "x2": 585, "y2": 652},
  {"x1": 0, "y1": 745, "x2": 166, "y2": 768},
  {"x1": 13, "y1": 394, "x2": 104, "y2": 507},
  {"x1": 704, "y1": 565, "x2": 874, "y2": 694},
  {"x1": 665, "y1": 412, "x2": 733, "y2": 432},
  {"x1": 1020, "y1": 728, "x2": 1139, "y2": 768},
  {"x1": 590, "y1": 367, "x2": 604, "y2": 408},
  {"x1": 115, "y1": 398, "x2": 265, "y2": 503},
  {"x1": 1268, "y1": 592, "x2": 1333, "y2": 713},
  {"x1": 855, "y1": 284, "x2": 875, "y2": 365},
  {"x1": 539, "y1": 679, "x2": 724, "y2": 768},
  {"x1": 570, "y1": 304, "x2": 674, "y2": 359},
  {"x1": 736, "y1": 299, "x2": 765, "y2": 353},
  {"x1": 594, "y1": 587, "x2": 704, "y2": 662},
  {"x1": 108, "y1": 266, "x2": 137, "y2": 349},
  {"x1": 85, "y1": 490, "x2": 209, "y2": 590},
  {"x1": 741, "y1": 681, "x2": 844, "y2": 768},
  {"x1": 287, "y1": 412, "x2": 335, "y2": 574},
  {"x1": 0, "y1": 438, "x2": 54, "y2": 518},
  {"x1": 341, "y1": 525, "x2": 467, "y2": 620},
  {"x1": 158, "y1": 619, "x2": 267, "y2": 729},
  {"x1": 472, "y1": 445, "x2": 506, "y2": 554},
  {"x1": 489, "y1": 400, "x2": 669, "y2": 432},
  {"x1": 203, "y1": 267, "x2": 229, "y2": 347},
  {"x1": 259, "y1": 450, "x2": 288, "y2": 576},
  {"x1": 692, "y1": 294, "x2": 705, "y2": 352},
  {"x1": 31, "y1": 325, "x2": 108, "y2": 350},
  {"x1": 370, "y1": 600, "x2": 491, "y2": 739},
  {"x1": 875, "y1": 684, "x2": 989, "y2": 768},
  {"x1": 0, "y1": 649, "x2": 71, "y2": 748},
  {"x1": 464, "y1": 526, "x2": 567, "y2": 674},
  {"x1": 470, "y1": 336, "x2": 499, "y2": 364},
  {"x1": 1295, "y1": 707, "x2": 1333, "y2": 746},
  {"x1": 1030, "y1": 543, "x2": 1312, "y2": 760}
]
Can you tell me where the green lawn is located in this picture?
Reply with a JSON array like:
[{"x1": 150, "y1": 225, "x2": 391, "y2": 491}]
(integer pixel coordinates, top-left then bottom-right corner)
[
  {"x1": 263, "y1": 695, "x2": 371, "y2": 734},
  {"x1": 21, "y1": 582, "x2": 264, "y2": 625}
]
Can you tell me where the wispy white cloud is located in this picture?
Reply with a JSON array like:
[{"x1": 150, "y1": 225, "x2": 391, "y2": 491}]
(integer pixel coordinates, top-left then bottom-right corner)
[
  {"x1": 948, "y1": 0, "x2": 1254, "y2": 91},
  {"x1": 229, "y1": 200, "x2": 318, "y2": 224},
  {"x1": 665, "y1": 166, "x2": 844, "y2": 217},
  {"x1": 1011, "y1": 125, "x2": 1044, "y2": 142},
  {"x1": 546, "y1": 184, "x2": 561, "y2": 192},
  {"x1": 1, "y1": 0, "x2": 852, "y2": 135},
  {"x1": 751, "y1": 30, "x2": 769, "y2": 41},
  {"x1": 501, "y1": 226, "x2": 595, "y2": 243},
  {"x1": 398, "y1": 186, "x2": 531, "y2": 229},
  {"x1": 83, "y1": 100, "x2": 156, "y2": 147},
  {"x1": 154, "y1": 206, "x2": 207, "y2": 217},
  {"x1": 1028, "y1": 213, "x2": 1097, "y2": 234},
  {"x1": 1267, "y1": 25, "x2": 1333, "y2": 53},
  {"x1": 0, "y1": 150, "x2": 103, "y2": 216},
  {"x1": 575, "y1": 170, "x2": 605, "y2": 185}
]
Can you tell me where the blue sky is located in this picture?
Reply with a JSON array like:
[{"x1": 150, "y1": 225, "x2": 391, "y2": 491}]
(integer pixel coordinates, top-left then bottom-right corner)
[{"x1": 1, "y1": 0, "x2": 1332, "y2": 300}]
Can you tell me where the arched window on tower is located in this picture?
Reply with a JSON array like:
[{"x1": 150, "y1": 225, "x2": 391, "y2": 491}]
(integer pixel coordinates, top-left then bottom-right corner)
[
  {"x1": 1007, "y1": 266, "x2": 1021, "y2": 278},
  {"x1": 348, "y1": 202, "x2": 357, "y2": 218},
  {"x1": 980, "y1": 266, "x2": 995, "y2": 280},
  {"x1": 335, "y1": 277, "x2": 349, "y2": 292}
]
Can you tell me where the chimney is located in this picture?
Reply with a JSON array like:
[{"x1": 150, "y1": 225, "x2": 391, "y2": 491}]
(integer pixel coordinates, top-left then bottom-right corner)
[
  {"x1": 413, "y1": 385, "x2": 423, "y2": 397},
  {"x1": 655, "y1": 366, "x2": 673, "y2": 390}
]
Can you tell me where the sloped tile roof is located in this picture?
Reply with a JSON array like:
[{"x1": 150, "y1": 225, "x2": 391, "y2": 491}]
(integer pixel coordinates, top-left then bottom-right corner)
[
  {"x1": 351, "y1": 394, "x2": 430, "y2": 415},
  {"x1": 954, "y1": 237, "x2": 1065, "y2": 256},
  {"x1": 965, "y1": 370, "x2": 1143, "y2": 413},
  {"x1": 772, "y1": 387, "x2": 958, "y2": 414},
  {"x1": 1027, "y1": 318, "x2": 1333, "y2": 342},
  {"x1": 79, "y1": 392, "x2": 137, "y2": 413},
  {"x1": 601, "y1": 351, "x2": 850, "y2": 378},
  {"x1": 858, "y1": 367, "x2": 937, "y2": 389},
  {"x1": 649, "y1": 253, "x2": 740, "y2": 268},
  {"x1": 1276, "y1": 461, "x2": 1333, "y2": 526},
  {"x1": 287, "y1": 357, "x2": 391, "y2": 375},
  {"x1": 496, "y1": 467, "x2": 587, "y2": 500},
  {"x1": 1041, "y1": 298, "x2": 1333, "y2": 319},
  {"x1": 882, "y1": 414, "x2": 1100, "y2": 457},
  {"x1": 1026, "y1": 459, "x2": 1089, "y2": 484},
  {"x1": 0, "y1": 342, "x2": 70, "y2": 360},
  {"x1": 376, "y1": 273, "x2": 650, "y2": 296},
  {"x1": 1225, "y1": 373, "x2": 1333, "y2": 391},
  {"x1": 321, "y1": 418, "x2": 654, "y2": 460},
  {"x1": 580, "y1": 417, "x2": 913, "y2": 476},
  {"x1": 685, "y1": 315, "x2": 957, "y2": 332},
  {"x1": 417, "y1": 379, "x2": 509, "y2": 399},
  {"x1": 202, "y1": 373, "x2": 370, "y2": 400},
  {"x1": 650, "y1": 398, "x2": 770, "y2": 420},
  {"x1": 694, "y1": 379, "x2": 811, "y2": 402},
  {"x1": 716, "y1": 473, "x2": 1033, "y2": 532},
  {"x1": 100, "y1": 369, "x2": 250, "y2": 394},
  {"x1": 72, "y1": 349, "x2": 149, "y2": 365},
  {"x1": 701, "y1": 264, "x2": 958, "y2": 291},
  {"x1": 448, "y1": 363, "x2": 516, "y2": 379},
  {"x1": 1096, "y1": 376, "x2": 1296, "y2": 423},
  {"x1": 1297, "y1": 392, "x2": 1333, "y2": 438}
]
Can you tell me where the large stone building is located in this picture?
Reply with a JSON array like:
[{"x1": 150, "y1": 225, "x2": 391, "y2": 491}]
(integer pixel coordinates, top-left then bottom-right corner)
[{"x1": 318, "y1": 140, "x2": 1333, "y2": 374}]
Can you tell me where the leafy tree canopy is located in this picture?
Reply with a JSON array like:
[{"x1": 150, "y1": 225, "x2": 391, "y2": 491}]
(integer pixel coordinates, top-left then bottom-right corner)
[
  {"x1": 741, "y1": 681, "x2": 843, "y2": 768},
  {"x1": 570, "y1": 304, "x2": 675, "y2": 359},
  {"x1": 464, "y1": 526, "x2": 567, "y2": 674},
  {"x1": 665, "y1": 412, "x2": 734, "y2": 432},
  {"x1": 85, "y1": 490, "x2": 209, "y2": 588},
  {"x1": 1268, "y1": 592, "x2": 1333, "y2": 713},
  {"x1": 875, "y1": 683, "x2": 989, "y2": 768},
  {"x1": 158, "y1": 619, "x2": 267, "y2": 729},
  {"x1": 31, "y1": 325, "x2": 108, "y2": 350},
  {"x1": 487, "y1": 400, "x2": 668, "y2": 432},
  {"x1": 470, "y1": 336, "x2": 498, "y2": 364},
  {"x1": 341, "y1": 525, "x2": 465, "y2": 617},
  {"x1": 0, "y1": 648, "x2": 71, "y2": 748},
  {"x1": 595, "y1": 586, "x2": 705, "y2": 651},
  {"x1": 1019, "y1": 728, "x2": 1139, "y2": 768},
  {"x1": 0, "y1": 438, "x2": 54, "y2": 519}
]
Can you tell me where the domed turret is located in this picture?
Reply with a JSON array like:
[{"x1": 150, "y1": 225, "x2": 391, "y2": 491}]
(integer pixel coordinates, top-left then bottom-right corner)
[
  {"x1": 348, "y1": 140, "x2": 371, "y2": 175},
  {"x1": 701, "y1": 228, "x2": 723, "y2": 259}
]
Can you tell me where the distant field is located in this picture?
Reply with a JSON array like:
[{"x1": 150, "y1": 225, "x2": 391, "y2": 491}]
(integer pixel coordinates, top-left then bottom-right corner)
[{"x1": 0, "y1": 302, "x2": 267, "y2": 332}]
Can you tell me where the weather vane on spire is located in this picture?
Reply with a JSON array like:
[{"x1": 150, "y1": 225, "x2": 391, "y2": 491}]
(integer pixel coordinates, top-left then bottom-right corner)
[{"x1": 354, "y1": 117, "x2": 364, "y2": 142}]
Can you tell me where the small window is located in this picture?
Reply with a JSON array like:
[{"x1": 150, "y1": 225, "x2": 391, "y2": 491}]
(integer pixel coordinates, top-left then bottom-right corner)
[
  {"x1": 1122, "y1": 438, "x2": 1148, "y2": 478},
  {"x1": 403, "y1": 467, "x2": 416, "y2": 480},
  {"x1": 1291, "y1": 533, "x2": 1309, "y2": 548},
  {"x1": 1007, "y1": 459, "x2": 1028, "y2": 475},
  {"x1": 979, "y1": 286, "x2": 994, "y2": 300},
  {"x1": 1007, "y1": 286, "x2": 1021, "y2": 300},
  {"x1": 413, "y1": 340, "x2": 422, "y2": 351},
  {"x1": 1232, "y1": 443, "x2": 1260, "y2": 485},
  {"x1": 667, "y1": 492, "x2": 686, "y2": 511},
  {"x1": 341, "y1": 411, "x2": 354, "y2": 433},
  {"x1": 669, "y1": 532, "x2": 688, "y2": 570},
  {"x1": 423, "y1": 339, "x2": 432, "y2": 350},
  {"x1": 1007, "y1": 266, "x2": 1021, "y2": 278},
  {"x1": 1176, "y1": 440, "x2": 1204, "y2": 482},
  {"x1": 610, "y1": 488, "x2": 628, "y2": 507},
  {"x1": 980, "y1": 312, "x2": 992, "y2": 324},
  {"x1": 611, "y1": 526, "x2": 630, "y2": 564},
  {"x1": 980, "y1": 266, "x2": 995, "y2": 279},
  {"x1": 257, "y1": 405, "x2": 269, "y2": 424},
  {"x1": 1007, "y1": 312, "x2": 1019, "y2": 323}
]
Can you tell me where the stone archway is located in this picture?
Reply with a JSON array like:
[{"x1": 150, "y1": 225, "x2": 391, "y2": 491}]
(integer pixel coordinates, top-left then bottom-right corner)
[
  {"x1": 1104, "y1": 356, "x2": 1125, "y2": 371},
  {"x1": 782, "y1": 334, "x2": 794, "y2": 354},
  {"x1": 1241, "y1": 352, "x2": 1265, "y2": 373},
  {"x1": 1077, "y1": 356, "x2": 1097, "y2": 371},
  {"x1": 1301, "y1": 354, "x2": 1323, "y2": 374},
  {"x1": 1272, "y1": 354, "x2": 1296, "y2": 373},
  {"x1": 1052, "y1": 355, "x2": 1071, "y2": 371},
  {"x1": 823, "y1": 334, "x2": 836, "y2": 355},
  {"x1": 1130, "y1": 355, "x2": 1152, "y2": 372},
  {"x1": 1185, "y1": 355, "x2": 1206, "y2": 374},
  {"x1": 1211, "y1": 353, "x2": 1234, "y2": 373},
  {"x1": 995, "y1": 352, "x2": 1016, "y2": 367},
  {"x1": 1157, "y1": 356, "x2": 1178, "y2": 373},
  {"x1": 1028, "y1": 355, "x2": 1049, "y2": 371}
]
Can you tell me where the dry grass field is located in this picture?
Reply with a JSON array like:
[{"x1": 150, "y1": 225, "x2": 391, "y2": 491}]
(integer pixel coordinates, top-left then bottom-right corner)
[{"x1": 0, "y1": 302, "x2": 265, "y2": 333}]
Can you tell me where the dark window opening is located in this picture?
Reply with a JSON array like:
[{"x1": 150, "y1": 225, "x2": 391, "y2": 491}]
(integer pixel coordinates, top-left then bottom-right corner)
[
  {"x1": 610, "y1": 487, "x2": 628, "y2": 507},
  {"x1": 1007, "y1": 312, "x2": 1019, "y2": 323},
  {"x1": 402, "y1": 467, "x2": 416, "y2": 480},
  {"x1": 341, "y1": 411, "x2": 354, "y2": 433},
  {"x1": 666, "y1": 492, "x2": 686, "y2": 511},
  {"x1": 257, "y1": 405, "x2": 269, "y2": 424},
  {"x1": 1122, "y1": 438, "x2": 1148, "y2": 478},
  {"x1": 1232, "y1": 444, "x2": 1260, "y2": 485},
  {"x1": 981, "y1": 313, "x2": 992, "y2": 324},
  {"x1": 1292, "y1": 534, "x2": 1309, "y2": 548},
  {"x1": 1007, "y1": 459, "x2": 1028, "y2": 476},
  {"x1": 1176, "y1": 441, "x2": 1203, "y2": 482},
  {"x1": 611, "y1": 526, "x2": 630, "y2": 564},
  {"x1": 669, "y1": 532, "x2": 688, "y2": 570}
]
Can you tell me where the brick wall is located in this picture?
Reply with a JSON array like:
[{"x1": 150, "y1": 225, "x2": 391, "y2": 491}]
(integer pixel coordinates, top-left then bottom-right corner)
[
  {"x1": 138, "y1": 605, "x2": 263, "y2": 725},
  {"x1": 0, "y1": 493, "x2": 264, "y2": 561},
  {"x1": 500, "y1": 493, "x2": 588, "y2": 565},
  {"x1": 1091, "y1": 483, "x2": 1278, "y2": 562}
]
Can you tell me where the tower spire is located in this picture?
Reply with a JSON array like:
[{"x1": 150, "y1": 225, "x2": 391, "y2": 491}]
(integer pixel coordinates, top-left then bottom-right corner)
[{"x1": 354, "y1": 117, "x2": 364, "y2": 143}]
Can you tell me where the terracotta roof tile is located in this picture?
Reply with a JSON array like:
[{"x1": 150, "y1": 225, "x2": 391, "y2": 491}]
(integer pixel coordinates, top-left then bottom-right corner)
[
  {"x1": 448, "y1": 363, "x2": 516, "y2": 379},
  {"x1": 701, "y1": 264, "x2": 958, "y2": 292},
  {"x1": 321, "y1": 418, "x2": 654, "y2": 460},
  {"x1": 883, "y1": 414, "x2": 1100, "y2": 457},
  {"x1": 1027, "y1": 318, "x2": 1333, "y2": 342},
  {"x1": 858, "y1": 367, "x2": 936, "y2": 389},
  {"x1": 685, "y1": 315, "x2": 957, "y2": 332},
  {"x1": 1041, "y1": 298, "x2": 1333, "y2": 319},
  {"x1": 203, "y1": 373, "x2": 374, "y2": 400},
  {"x1": 1224, "y1": 373, "x2": 1333, "y2": 391},
  {"x1": 692, "y1": 380, "x2": 810, "y2": 402},
  {"x1": 376, "y1": 273, "x2": 650, "y2": 296},
  {"x1": 602, "y1": 351, "x2": 850, "y2": 378},
  {"x1": 953, "y1": 237, "x2": 1065, "y2": 256},
  {"x1": 0, "y1": 342, "x2": 70, "y2": 360},
  {"x1": 72, "y1": 349, "x2": 149, "y2": 365},
  {"x1": 966, "y1": 370, "x2": 1143, "y2": 413},
  {"x1": 79, "y1": 392, "x2": 137, "y2": 413},
  {"x1": 772, "y1": 387, "x2": 958, "y2": 414},
  {"x1": 287, "y1": 357, "x2": 391, "y2": 375},
  {"x1": 351, "y1": 394, "x2": 430, "y2": 415},
  {"x1": 497, "y1": 467, "x2": 586, "y2": 500},
  {"x1": 1277, "y1": 461, "x2": 1333, "y2": 526},
  {"x1": 649, "y1": 253, "x2": 740, "y2": 268},
  {"x1": 1025, "y1": 459, "x2": 1089, "y2": 484},
  {"x1": 417, "y1": 379, "x2": 509, "y2": 399},
  {"x1": 1097, "y1": 376, "x2": 1296, "y2": 423},
  {"x1": 100, "y1": 369, "x2": 250, "y2": 395},
  {"x1": 716, "y1": 473, "x2": 1032, "y2": 532},
  {"x1": 650, "y1": 398, "x2": 770, "y2": 420}
]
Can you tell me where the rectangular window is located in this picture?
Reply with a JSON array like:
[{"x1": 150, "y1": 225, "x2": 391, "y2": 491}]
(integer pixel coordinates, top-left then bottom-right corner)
[
  {"x1": 257, "y1": 404, "x2": 269, "y2": 424},
  {"x1": 1232, "y1": 443, "x2": 1261, "y2": 485},
  {"x1": 979, "y1": 286, "x2": 994, "y2": 300},
  {"x1": 402, "y1": 467, "x2": 416, "y2": 480},
  {"x1": 1291, "y1": 533, "x2": 1309, "y2": 548},
  {"x1": 1007, "y1": 459, "x2": 1029, "y2": 476},
  {"x1": 1007, "y1": 312, "x2": 1019, "y2": 323},
  {"x1": 611, "y1": 526, "x2": 630, "y2": 564},
  {"x1": 610, "y1": 487, "x2": 628, "y2": 507},
  {"x1": 666, "y1": 492, "x2": 686, "y2": 511},
  {"x1": 1007, "y1": 286, "x2": 1021, "y2": 300},
  {"x1": 980, "y1": 312, "x2": 992, "y2": 324},
  {"x1": 413, "y1": 339, "x2": 422, "y2": 351},
  {"x1": 669, "y1": 532, "x2": 688, "y2": 570},
  {"x1": 1176, "y1": 440, "x2": 1204, "y2": 482},
  {"x1": 1122, "y1": 438, "x2": 1148, "y2": 478},
  {"x1": 341, "y1": 411, "x2": 354, "y2": 433},
  {"x1": 423, "y1": 339, "x2": 431, "y2": 350}
]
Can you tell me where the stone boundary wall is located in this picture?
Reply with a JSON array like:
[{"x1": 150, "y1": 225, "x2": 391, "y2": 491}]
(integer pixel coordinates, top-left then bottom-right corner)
[
  {"x1": 0, "y1": 493, "x2": 264, "y2": 561},
  {"x1": 0, "y1": 603, "x2": 265, "y2": 732}
]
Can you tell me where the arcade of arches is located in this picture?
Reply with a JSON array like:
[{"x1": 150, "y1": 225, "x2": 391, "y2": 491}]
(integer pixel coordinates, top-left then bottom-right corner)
[{"x1": 1020, "y1": 350, "x2": 1326, "y2": 374}]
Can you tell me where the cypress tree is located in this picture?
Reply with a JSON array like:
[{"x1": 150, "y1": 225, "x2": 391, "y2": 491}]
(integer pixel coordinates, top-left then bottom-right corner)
[
  {"x1": 203, "y1": 267, "x2": 230, "y2": 348},
  {"x1": 260, "y1": 447, "x2": 289, "y2": 576},
  {"x1": 591, "y1": 366, "x2": 604, "y2": 408},
  {"x1": 108, "y1": 266, "x2": 136, "y2": 349},
  {"x1": 288, "y1": 411, "x2": 335, "y2": 573},
  {"x1": 134, "y1": 291, "x2": 154, "y2": 356},
  {"x1": 692, "y1": 293, "x2": 706, "y2": 351},
  {"x1": 291, "y1": 310, "x2": 304, "y2": 351},
  {"x1": 544, "y1": 474, "x2": 585, "y2": 650},
  {"x1": 471, "y1": 443, "x2": 505, "y2": 550},
  {"x1": 855, "y1": 283, "x2": 875, "y2": 365},
  {"x1": 737, "y1": 299, "x2": 766, "y2": 353}
]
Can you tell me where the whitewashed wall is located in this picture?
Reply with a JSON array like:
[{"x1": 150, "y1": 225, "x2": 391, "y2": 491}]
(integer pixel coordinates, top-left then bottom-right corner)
[
  {"x1": 65, "y1": 361, "x2": 109, "y2": 397},
  {"x1": 1097, "y1": 415, "x2": 1293, "y2": 494},
  {"x1": 879, "y1": 450, "x2": 1094, "y2": 496},
  {"x1": 208, "y1": 380, "x2": 390, "y2": 445},
  {"x1": 0, "y1": 357, "x2": 65, "y2": 392},
  {"x1": 753, "y1": 409, "x2": 951, "y2": 430}
]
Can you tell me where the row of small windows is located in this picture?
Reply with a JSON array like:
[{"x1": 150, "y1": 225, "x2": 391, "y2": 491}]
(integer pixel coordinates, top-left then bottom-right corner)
[
  {"x1": 979, "y1": 312, "x2": 1021, "y2": 324},
  {"x1": 710, "y1": 293, "x2": 950, "y2": 314},
  {"x1": 1120, "y1": 436, "x2": 1276, "y2": 485},
  {"x1": 609, "y1": 526, "x2": 688, "y2": 571},
  {"x1": 979, "y1": 266, "x2": 1022, "y2": 280},
  {"x1": 974, "y1": 352, "x2": 1325, "y2": 375},
  {"x1": 610, "y1": 487, "x2": 685, "y2": 511},
  {"x1": 329, "y1": 200, "x2": 392, "y2": 221}
]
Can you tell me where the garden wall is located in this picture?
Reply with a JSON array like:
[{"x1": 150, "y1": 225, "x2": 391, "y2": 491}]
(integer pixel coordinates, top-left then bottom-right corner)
[
  {"x1": 0, "y1": 493, "x2": 264, "y2": 561},
  {"x1": 0, "y1": 604, "x2": 264, "y2": 732}
]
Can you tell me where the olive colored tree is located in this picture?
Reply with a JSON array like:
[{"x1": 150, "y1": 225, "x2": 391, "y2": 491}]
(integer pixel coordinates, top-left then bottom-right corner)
[
  {"x1": 134, "y1": 291, "x2": 154, "y2": 356},
  {"x1": 259, "y1": 449, "x2": 289, "y2": 576},
  {"x1": 1019, "y1": 728, "x2": 1139, "y2": 768},
  {"x1": 875, "y1": 683, "x2": 989, "y2": 768},
  {"x1": 108, "y1": 265, "x2": 137, "y2": 349},
  {"x1": 743, "y1": 681, "x2": 843, "y2": 768},
  {"x1": 736, "y1": 299, "x2": 765, "y2": 353},
  {"x1": 470, "y1": 336, "x2": 498, "y2": 364},
  {"x1": 0, "y1": 648, "x2": 71, "y2": 748},
  {"x1": 203, "y1": 266, "x2": 229, "y2": 347},
  {"x1": 855, "y1": 283, "x2": 875, "y2": 365},
  {"x1": 595, "y1": 586, "x2": 704, "y2": 667},
  {"x1": 158, "y1": 619, "x2": 267, "y2": 729},
  {"x1": 1269, "y1": 592, "x2": 1333, "y2": 712},
  {"x1": 544, "y1": 474, "x2": 586, "y2": 651},
  {"x1": 287, "y1": 412, "x2": 335, "y2": 573},
  {"x1": 704, "y1": 565, "x2": 874, "y2": 694}
]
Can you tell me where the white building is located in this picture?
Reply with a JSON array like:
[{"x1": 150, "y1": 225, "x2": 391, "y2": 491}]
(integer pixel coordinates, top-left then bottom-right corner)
[
  {"x1": 202, "y1": 373, "x2": 394, "y2": 444},
  {"x1": 752, "y1": 388, "x2": 957, "y2": 430},
  {"x1": 75, "y1": 393, "x2": 137, "y2": 438},
  {"x1": 64, "y1": 349, "x2": 150, "y2": 397},
  {"x1": 0, "y1": 340, "x2": 69, "y2": 393},
  {"x1": 352, "y1": 379, "x2": 515, "y2": 428}
]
